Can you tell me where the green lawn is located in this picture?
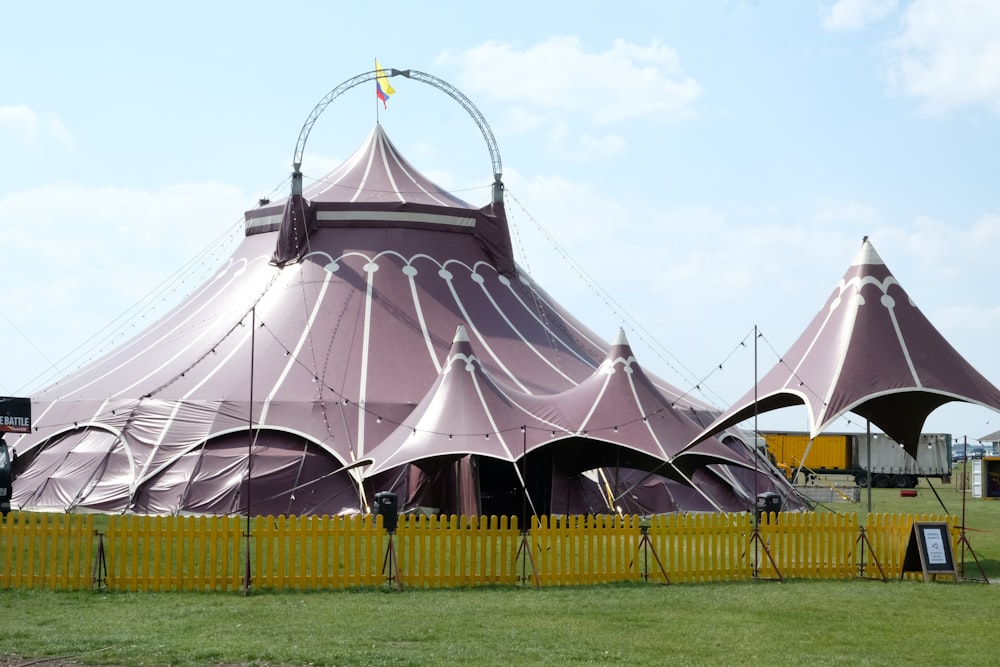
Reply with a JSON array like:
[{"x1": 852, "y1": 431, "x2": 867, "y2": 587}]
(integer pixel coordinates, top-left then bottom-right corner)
[{"x1": 2, "y1": 580, "x2": 999, "y2": 666}]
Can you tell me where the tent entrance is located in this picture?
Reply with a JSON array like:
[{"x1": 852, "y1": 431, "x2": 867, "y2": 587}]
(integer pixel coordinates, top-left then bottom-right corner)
[{"x1": 476, "y1": 455, "x2": 552, "y2": 521}]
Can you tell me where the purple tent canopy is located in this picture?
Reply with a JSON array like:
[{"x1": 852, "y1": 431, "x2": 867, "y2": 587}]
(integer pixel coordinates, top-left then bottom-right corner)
[
  {"x1": 691, "y1": 238, "x2": 1000, "y2": 458},
  {"x1": 12, "y1": 123, "x2": 802, "y2": 516}
]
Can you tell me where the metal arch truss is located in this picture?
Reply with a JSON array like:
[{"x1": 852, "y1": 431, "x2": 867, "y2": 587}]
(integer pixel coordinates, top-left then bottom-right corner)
[{"x1": 291, "y1": 68, "x2": 504, "y2": 203}]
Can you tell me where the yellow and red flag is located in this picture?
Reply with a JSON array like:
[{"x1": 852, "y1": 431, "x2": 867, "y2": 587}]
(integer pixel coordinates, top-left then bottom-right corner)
[{"x1": 376, "y1": 59, "x2": 395, "y2": 108}]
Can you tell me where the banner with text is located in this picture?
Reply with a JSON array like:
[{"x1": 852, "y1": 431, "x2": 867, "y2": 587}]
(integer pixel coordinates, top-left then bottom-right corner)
[{"x1": 0, "y1": 396, "x2": 31, "y2": 434}]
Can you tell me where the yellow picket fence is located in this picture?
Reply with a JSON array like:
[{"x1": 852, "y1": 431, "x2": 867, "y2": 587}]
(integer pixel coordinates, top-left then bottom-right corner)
[
  {"x1": 527, "y1": 514, "x2": 644, "y2": 586},
  {"x1": 754, "y1": 512, "x2": 861, "y2": 581},
  {"x1": 0, "y1": 511, "x2": 959, "y2": 591},
  {"x1": 394, "y1": 514, "x2": 521, "y2": 588},
  {"x1": 0, "y1": 512, "x2": 95, "y2": 590},
  {"x1": 251, "y1": 514, "x2": 381, "y2": 590},
  {"x1": 103, "y1": 514, "x2": 244, "y2": 591},
  {"x1": 644, "y1": 512, "x2": 754, "y2": 583}
]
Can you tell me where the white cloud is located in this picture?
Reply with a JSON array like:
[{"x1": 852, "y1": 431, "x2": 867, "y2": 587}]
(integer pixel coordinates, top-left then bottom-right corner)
[
  {"x1": 822, "y1": 0, "x2": 898, "y2": 31},
  {"x1": 499, "y1": 107, "x2": 549, "y2": 135},
  {"x1": 885, "y1": 0, "x2": 1000, "y2": 115},
  {"x1": 813, "y1": 196, "x2": 879, "y2": 225},
  {"x1": 299, "y1": 152, "x2": 346, "y2": 181},
  {"x1": 540, "y1": 125, "x2": 626, "y2": 162},
  {"x1": 900, "y1": 212, "x2": 1000, "y2": 267},
  {"x1": 506, "y1": 170, "x2": 632, "y2": 254},
  {"x1": 0, "y1": 104, "x2": 76, "y2": 151},
  {"x1": 575, "y1": 133, "x2": 627, "y2": 160},
  {"x1": 435, "y1": 37, "x2": 700, "y2": 165},
  {"x1": 0, "y1": 182, "x2": 246, "y2": 262},
  {"x1": 938, "y1": 302, "x2": 1000, "y2": 335},
  {"x1": 436, "y1": 36, "x2": 701, "y2": 125}
]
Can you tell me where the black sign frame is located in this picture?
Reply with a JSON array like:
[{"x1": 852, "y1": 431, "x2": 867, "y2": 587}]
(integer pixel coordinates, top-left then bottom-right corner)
[
  {"x1": 0, "y1": 396, "x2": 31, "y2": 434},
  {"x1": 900, "y1": 521, "x2": 957, "y2": 582}
]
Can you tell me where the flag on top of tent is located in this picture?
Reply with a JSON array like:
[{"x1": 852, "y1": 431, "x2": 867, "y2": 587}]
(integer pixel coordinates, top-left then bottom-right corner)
[{"x1": 375, "y1": 59, "x2": 395, "y2": 108}]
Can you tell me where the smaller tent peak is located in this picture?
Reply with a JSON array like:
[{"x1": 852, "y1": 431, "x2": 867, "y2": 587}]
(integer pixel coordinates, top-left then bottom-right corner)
[
  {"x1": 851, "y1": 237, "x2": 885, "y2": 268},
  {"x1": 598, "y1": 327, "x2": 637, "y2": 373},
  {"x1": 453, "y1": 324, "x2": 469, "y2": 343},
  {"x1": 612, "y1": 328, "x2": 630, "y2": 347}
]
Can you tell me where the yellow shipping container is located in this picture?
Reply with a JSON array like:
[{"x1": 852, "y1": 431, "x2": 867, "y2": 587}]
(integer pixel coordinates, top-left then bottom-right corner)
[{"x1": 764, "y1": 433, "x2": 851, "y2": 472}]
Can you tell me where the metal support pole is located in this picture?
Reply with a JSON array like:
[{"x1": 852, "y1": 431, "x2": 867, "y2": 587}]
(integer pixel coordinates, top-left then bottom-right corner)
[{"x1": 866, "y1": 420, "x2": 872, "y2": 515}]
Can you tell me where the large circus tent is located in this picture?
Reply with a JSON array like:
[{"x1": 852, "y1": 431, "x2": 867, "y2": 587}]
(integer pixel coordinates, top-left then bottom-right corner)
[{"x1": 9, "y1": 72, "x2": 802, "y2": 518}]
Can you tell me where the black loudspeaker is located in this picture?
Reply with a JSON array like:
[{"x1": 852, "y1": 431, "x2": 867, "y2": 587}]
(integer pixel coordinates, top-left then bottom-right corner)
[
  {"x1": 755, "y1": 492, "x2": 782, "y2": 524},
  {"x1": 375, "y1": 491, "x2": 399, "y2": 532}
]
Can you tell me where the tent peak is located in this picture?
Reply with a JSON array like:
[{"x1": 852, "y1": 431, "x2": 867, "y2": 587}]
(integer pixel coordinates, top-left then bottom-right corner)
[
  {"x1": 453, "y1": 324, "x2": 469, "y2": 344},
  {"x1": 298, "y1": 123, "x2": 473, "y2": 208},
  {"x1": 612, "y1": 328, "x2": 630, "y2": 347},
  {"x1": 851, "y1": 237, "x2": 885, "y2": 268}
]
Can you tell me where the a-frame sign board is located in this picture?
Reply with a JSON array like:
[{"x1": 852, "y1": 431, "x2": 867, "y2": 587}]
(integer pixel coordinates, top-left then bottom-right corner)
[{"x1": 900, "y1": 521, "x2": 958, "y2": 582}]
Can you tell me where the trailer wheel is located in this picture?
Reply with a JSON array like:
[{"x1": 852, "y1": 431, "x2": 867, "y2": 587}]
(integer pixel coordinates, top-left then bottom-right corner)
[
  {"x1": 873, "y1": 474, "x2": 891, "y2": 488},
  {"x1": 854, "y1": 473, "x2": 869, "y2": 488},
  {"x1": 893, "y1": 474, "x2": 910, "y2": 488}
]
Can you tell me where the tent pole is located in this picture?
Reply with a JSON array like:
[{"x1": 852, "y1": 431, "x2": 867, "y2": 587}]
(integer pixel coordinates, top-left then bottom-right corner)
[
  {"x1": 962, "y1": 435, "x2": 968, "y2": 574},
  {"x1": 245, "y1": 306, "x2": 256, "y2": 596},
  {"x1": 611, "y1": 447, "x2": 622, "y2": 516},
  {"x1": 866, "y1": 420, "x2": 872, "y2": 515},
  {"x1": 753, "y1": 325, "x2": 759, "y2": 513},
  {"x1": 521, "y1": 426, "x2": 527, "y2": 523},
  {"x1": 749, "y1": 325, "x2": 780, "y2": 580}
]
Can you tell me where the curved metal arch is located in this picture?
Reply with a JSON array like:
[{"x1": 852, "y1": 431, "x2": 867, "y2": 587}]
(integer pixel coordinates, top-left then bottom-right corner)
[
  {"x1": 396, "y1": 69, "x2": 502, "y2": 183},
  {"x1": 292, "y1": 68, "x2": 504, "y2": 203}
]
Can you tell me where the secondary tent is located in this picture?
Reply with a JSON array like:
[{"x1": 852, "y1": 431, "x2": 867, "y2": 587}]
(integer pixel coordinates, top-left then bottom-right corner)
[{"x1": 690, "y1": 237, "x2": 1000, "y2": 460}]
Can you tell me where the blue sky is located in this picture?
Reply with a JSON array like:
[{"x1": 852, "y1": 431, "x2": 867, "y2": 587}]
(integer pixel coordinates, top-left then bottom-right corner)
[{"x1": 2, "y1": 0, "x2": 999, "y2": 443}]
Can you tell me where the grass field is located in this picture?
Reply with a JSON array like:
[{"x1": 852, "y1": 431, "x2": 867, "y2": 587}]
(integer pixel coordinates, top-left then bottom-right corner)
[
  {"x1": 2, "y1": 580, "x2": 999, "y2": 667},
  {"x1": 2, "y1": 478, "x2": 999, "y2": 667}
]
